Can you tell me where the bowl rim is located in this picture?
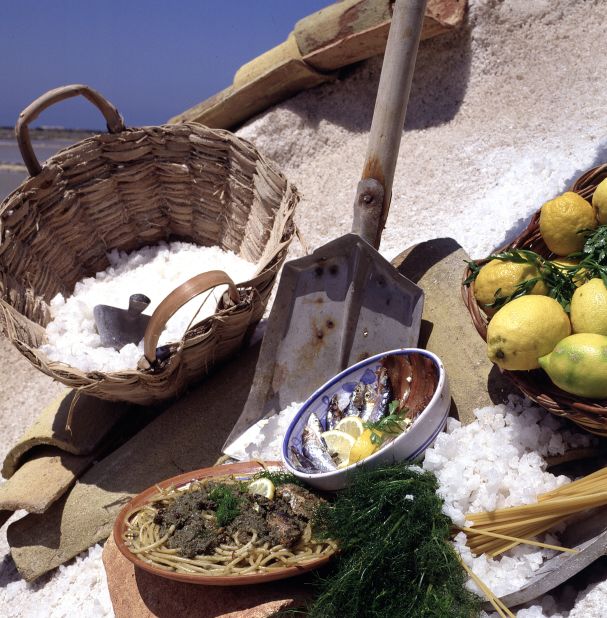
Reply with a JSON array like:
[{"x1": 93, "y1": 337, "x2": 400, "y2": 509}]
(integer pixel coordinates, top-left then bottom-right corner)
[{"x1": 281, "y1": 347, "x2": 447, "y2": 481}]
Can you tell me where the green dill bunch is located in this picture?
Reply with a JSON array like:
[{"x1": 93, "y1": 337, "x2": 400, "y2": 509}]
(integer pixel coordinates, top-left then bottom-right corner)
[{"x1": 309, "y1": 463, "x2": 481, "y2": 618}]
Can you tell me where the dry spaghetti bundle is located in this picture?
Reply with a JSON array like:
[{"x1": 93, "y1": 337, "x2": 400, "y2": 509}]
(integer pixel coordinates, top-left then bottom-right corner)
[{"x1": 462, "y1": 466, "x2": 607, "y2": 556}]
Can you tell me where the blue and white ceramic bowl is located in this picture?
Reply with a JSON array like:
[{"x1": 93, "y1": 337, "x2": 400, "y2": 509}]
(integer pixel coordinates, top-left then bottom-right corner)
[{"x1": 282, "y1": 348, "x2": 450, "y2": 491}]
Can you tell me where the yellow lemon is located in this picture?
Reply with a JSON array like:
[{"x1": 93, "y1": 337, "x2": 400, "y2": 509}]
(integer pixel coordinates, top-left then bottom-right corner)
[
  {"x1": 487, "y1": 295, "x2": 571, "y2": 370},
  {"x1": 348, "y1": 428, "x2": 382, "y2": 464},
  {"x1": 592, "y1": 177, "x2": 607, "y2": 224},
  {"x1": 570, "y1": 278, "x2": 607, "y2": 335},
  {"x1": 551, "y1": 258, "x2": 587, "y2": 287},
  {"x1": 321, "y1": 429, "x2": 355, "y2": 467},
  {"x1": 248, "y1": 478, "x2": 275, "y2": 499},
  {"x1": 335, "y1": 416, "x2": 365, "y2": 439},
  {"x1": 539, "y1": 192, "x2": 596, "y2": 256},
  {"x1": 473, "y1": 259, "x2": 548, "y2": 315},
  {"x1": 539, "y1": 333, "x2": 607, "y2": 398}
]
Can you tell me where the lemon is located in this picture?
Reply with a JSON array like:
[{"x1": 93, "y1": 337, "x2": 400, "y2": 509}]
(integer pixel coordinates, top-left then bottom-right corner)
[
  {"x1": 539, "y1": 191, "x2": 596, "y2": 256},
  {"x1": 551, "y1": 258, "x2": 586, "y2": 287},
  {"x1": 539, "y1": 333, "x2": 607, "y2": 398},
  {"x1": 321, "y1": 429, "x2": 355, "y2": 467},
  {"x1": 592, "y1": 177, "x2": 607, "y2": 224},
  {"x1": 335, "y1": 416, "x2": 365, "y2": 439},
  {"x1": 248, "y1": 478, "x2": 275, "y2": 499},
  {"x1": 348, "y1": 428, "x2": 382, "y2": 464},
  {"x1": 570, "y1": 278, "x2": 607, "y2": 335},
  {"x1": 487, "y1": 295, "x2": 571, "y2": 370},
  {"x1": 474, "y1": 259, "x2": 548, "y2": 314}
]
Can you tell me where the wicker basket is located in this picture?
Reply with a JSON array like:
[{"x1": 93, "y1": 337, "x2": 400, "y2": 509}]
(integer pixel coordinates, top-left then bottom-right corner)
[
  {"x1": 0, "y1": 85, "x2": 298, "y2": 405},
  {"x1": 462, "y1": 163, "x2": 607, "y2": 436}
]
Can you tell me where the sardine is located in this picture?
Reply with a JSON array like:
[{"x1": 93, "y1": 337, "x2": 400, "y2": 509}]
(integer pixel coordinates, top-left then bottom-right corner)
[
  {"x1": 290, "y1": 446, "x2": 315, "y2": 471},
  {"x1": 326, "y1": 394, "x2": 344, "y2": 430},
  {"x1": 362, "y1": 366, "x2": 392, "y2": 423},
  {"x1": 346, "y1": 382, "x2": 366, "y2": 417},
  {"x1": 302, "y1": 414, "x2": 337, "y2": 472},
  {"x1": 360, "y1": 385, "x2": 377, "y2": 422}
]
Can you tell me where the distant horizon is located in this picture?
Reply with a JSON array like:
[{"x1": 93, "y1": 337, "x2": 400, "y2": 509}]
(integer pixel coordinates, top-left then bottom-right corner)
[{"x1": 0, "y1": 1, "x2": 330, "y2": 130}]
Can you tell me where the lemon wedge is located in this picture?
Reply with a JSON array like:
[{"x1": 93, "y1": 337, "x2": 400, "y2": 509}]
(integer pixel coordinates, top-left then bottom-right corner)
[
  {"x1": 248, "y1": 477, "x2": 275, "y2": 499},
  {"x1": 335, "y1": 415, "x2": 365, "y2": 439},
  {"x1": 321, "y1": 429, "x2": 355, "y2": 467},
  {"x1": 348, "y1": 428, "x2": 383, "y2": 464}
]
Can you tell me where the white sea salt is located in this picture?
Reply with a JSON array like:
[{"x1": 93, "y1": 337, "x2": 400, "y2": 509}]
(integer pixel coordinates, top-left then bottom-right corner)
[
  {"x1": 223, "y1": 401, "x2": 302, "y2": 462},
  {"x1": 423, "y1": 395, "x2": 594, "y2": 600},
  {"x1": 0, "y1": 544, "x2": 112, "y2": 618},
  {"x1": 39, "y1": 241, "x2": 257, "y2": 373}
]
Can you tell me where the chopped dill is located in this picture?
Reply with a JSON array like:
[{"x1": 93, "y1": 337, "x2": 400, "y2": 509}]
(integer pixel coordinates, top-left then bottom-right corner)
[
  {"x1": 307, "y1": 463, "x2": 481, "y2": 618},
  {"x1": 208, "y1": 485, "x2": 241, "y2": 527}
]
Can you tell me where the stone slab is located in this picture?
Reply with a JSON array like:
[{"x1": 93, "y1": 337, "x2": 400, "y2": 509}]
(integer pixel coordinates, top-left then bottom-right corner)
[
  {"x1": 7, "y1": 344, "x2": 261, "y2": 581},
  {"x1": 2, "y1": 389, "x2": 130, "y2": 478},
  {"x1": 393, "y1": 238, "x2": 515, "y2": 424},
  {"x1": 0, "y1": 450, "x2": 93, "y2": 514},
  {"x1": 102, "y1": 535, "x2": 309, "y2": 618}
]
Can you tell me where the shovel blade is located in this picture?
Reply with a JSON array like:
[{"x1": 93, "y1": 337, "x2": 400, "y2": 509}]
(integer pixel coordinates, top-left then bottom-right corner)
[
  {"x1": 93, "y1": 301, "x2": 151, "y2": 350},
  {"x1": 224, "y1": 234, "x2": 423, "y2": 449}
]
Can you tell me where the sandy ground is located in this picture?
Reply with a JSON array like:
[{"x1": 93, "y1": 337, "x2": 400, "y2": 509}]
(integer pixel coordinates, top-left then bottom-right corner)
[{"x1": 2, "y1": 0, "x2": 607, "y2": 615}]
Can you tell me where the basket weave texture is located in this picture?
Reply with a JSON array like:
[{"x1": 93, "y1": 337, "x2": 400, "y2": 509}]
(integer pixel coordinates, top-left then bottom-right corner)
[
  {"x1": 0, "y1": 94, "x2": 297, "y2": 405},
  {"x1": 462, "y1": 163, "x2": 607, "y2": 436}
]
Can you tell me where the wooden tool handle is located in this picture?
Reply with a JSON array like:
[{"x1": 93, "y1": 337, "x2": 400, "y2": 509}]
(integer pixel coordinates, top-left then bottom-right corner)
[
  {"x1": 142, "y1": 270, "x2": 240, "y2": 365},
  {"x1": 16, "y1": 84, "x2": 125, "y2": 176},
  {"x1": 352, "y1": 0, "x2": 427, "y2": 249}
]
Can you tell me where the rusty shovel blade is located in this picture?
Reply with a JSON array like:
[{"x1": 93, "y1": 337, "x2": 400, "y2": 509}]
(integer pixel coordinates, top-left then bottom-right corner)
[
  {"x1": 223, "y1": 234, "x2": 423, "y2": 448},
  {"x1": 93, "y1": 293, "x2": 151, "y2": 350}
]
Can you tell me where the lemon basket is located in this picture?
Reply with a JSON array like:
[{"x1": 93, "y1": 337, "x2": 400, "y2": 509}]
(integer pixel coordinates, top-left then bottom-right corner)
[
  {"x1": 462, "y1": 163, "x2": 607, "y2": 436},
  {"x1": 0, "y1": 85, "x2": 298, "y2": 405}
]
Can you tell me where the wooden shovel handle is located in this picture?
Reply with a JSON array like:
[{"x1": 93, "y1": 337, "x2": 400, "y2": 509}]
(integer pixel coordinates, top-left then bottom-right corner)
[
  {"x1": 352, "y1": 0, "x2": 427, "y2": 249},
  {"x1": 16, "y1": 84, "x2": 125, "y2": 176},
  {"x1": 142, "y1": 270, "x2": 240, "y2": 364}
]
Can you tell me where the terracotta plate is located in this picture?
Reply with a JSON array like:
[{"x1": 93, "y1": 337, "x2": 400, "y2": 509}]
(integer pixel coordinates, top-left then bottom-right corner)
[{"x1": 113, "y1": 460, "x2": 334, "y2": 585}]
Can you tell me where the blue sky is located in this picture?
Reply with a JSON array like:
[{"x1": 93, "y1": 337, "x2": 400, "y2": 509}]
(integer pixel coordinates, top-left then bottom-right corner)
[{"x1": 0, "y1": 1, "x2": 330, "y2": 129}]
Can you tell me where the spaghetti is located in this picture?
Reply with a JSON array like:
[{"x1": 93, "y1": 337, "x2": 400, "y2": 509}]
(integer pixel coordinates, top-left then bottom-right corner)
[
  {"x1": 462, "y1": 466, "x2": 607, "y2": 556},
  {"x1": 122, "y1": 476, "x2": 337, "y2": 576}
]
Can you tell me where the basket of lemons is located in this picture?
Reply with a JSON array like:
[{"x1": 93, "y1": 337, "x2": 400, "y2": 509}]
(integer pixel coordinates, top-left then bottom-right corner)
[{"x1": 462, "y1": 163, "x2": 607, "y2": 435}]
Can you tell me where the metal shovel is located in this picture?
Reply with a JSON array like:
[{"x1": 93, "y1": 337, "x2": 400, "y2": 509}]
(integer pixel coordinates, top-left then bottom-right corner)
[
  {"x1": 94, "y1": 294, "x2": 151, "y2": 350},
  {"x1": 224, "y1": 0, "x2": 428, "y2": 448}
]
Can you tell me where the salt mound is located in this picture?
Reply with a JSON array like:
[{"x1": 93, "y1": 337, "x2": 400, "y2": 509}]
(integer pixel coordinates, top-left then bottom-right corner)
[
  {"x1": 423, "y1": 395, "x2": 594, "y2": 598},
  {"x1": 40, "y1": 242, "x2": 256, "y2": 373}
]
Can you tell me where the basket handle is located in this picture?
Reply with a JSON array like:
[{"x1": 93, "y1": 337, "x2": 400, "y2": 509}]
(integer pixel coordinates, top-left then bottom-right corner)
[
  {"x1": 16, "y1": 84, "x2": 125, "y2": 176},
  {"x1": 140, "y1": 270, "x2": 240, "y2": 367}
]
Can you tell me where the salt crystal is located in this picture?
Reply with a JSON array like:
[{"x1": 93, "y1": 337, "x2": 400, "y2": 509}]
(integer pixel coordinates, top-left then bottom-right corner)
[{"x1": 40, "y1": 241, "x2": 257, "y2": 372}]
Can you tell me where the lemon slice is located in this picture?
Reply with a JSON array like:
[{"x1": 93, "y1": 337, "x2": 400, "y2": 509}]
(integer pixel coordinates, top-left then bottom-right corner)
[
  {"x1": 335, "y1": 415, "x2": 365, "y2": 439},
  {"x1": 321, "y1": 429, "x2": 355, "y2": 466},
  {"x1": 248, "y1": 478, "x2": 275, "y2": 499}
]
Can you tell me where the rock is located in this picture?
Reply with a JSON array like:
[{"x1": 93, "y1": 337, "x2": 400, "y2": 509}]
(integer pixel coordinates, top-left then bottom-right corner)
[{"x1": 102, "y1": 535, "x2": 310, "y2": 618}]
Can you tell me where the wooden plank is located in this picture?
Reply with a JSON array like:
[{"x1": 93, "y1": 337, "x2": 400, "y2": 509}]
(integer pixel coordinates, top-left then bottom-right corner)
[{"x1": 169, "y1": 0, "x2": 466, "y2": 130}]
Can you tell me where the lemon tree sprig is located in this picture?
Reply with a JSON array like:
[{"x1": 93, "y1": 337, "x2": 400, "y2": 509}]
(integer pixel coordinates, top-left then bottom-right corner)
[
  {"x1": 569, "y1": 225, "x2": 607, "y2": 287},
  {"x1": 465, "y1": 249, "x2": 576, "y2": 311}
]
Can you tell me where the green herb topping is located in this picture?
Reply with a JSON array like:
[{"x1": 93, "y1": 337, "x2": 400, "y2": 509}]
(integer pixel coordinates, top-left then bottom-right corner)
[{"x1": 209, "y1": 485, "x2": 241, "y2": 527}]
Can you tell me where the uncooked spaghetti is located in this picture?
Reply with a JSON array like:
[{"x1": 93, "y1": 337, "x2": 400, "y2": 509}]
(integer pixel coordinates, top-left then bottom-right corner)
[
  {"x1": 122, "y1": 475, "x2": 336, "y2": 576},
  {"x1": 462, "y1": 466, "x2": 607, "y2": 556}
]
